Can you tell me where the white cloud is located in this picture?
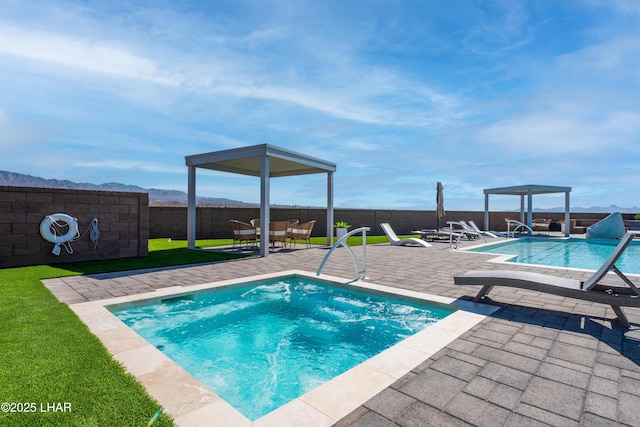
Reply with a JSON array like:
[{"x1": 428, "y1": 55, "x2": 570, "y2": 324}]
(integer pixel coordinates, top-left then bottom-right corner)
[
  {"x1": 73, "y1": 160, "x2": 184, "y2": 175},
  {"x1": 584, "y1": 0, "x2": 640, "y2": 15},
  {"x1": 557, "y1": 36, "x2": 640, "y2": 83},
  {"x1": 460, "y1": 1, "x2": 534, "y2": 55},
  {"x1": 0, "y1": 9, "x2": 462, "y2": 127},
  {"x1": 476, "y1": 110, "x2": 639, "y2": 153},
  {"x1": 0, "y1": 22, "x2": 179, "y2": 85}
]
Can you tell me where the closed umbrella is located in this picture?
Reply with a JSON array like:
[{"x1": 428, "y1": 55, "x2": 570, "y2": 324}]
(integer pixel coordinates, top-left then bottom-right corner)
[{"x1": 436, "y1": 182, "x2": 445, "y2": 230}]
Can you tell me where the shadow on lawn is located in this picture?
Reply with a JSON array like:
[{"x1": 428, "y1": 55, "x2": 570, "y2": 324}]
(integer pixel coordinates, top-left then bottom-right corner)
[{"x1": 49, "y1": 247, "x2": 251, "y2": 277}]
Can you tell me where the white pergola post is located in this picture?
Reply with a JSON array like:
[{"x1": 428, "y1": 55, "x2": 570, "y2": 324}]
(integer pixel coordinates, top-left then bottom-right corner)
[
  {"x1": 327, "y1": 171, "x2": 334, "y2": 246},
  {"x1": 565, "y1": 191, "x2": 571, "y2": 237},
  {"x1": 187, "y1": 165, "x2": 196, "y2": 249},
  {"x1": 527, "y1": 189, "x2": 533, "y2": 234},
  {"x1": 259, "y1": 155, "x2": 270, "y2": 257},
  {"x1": 484, "y1": 193, "x2": 490, "y2": 232}
]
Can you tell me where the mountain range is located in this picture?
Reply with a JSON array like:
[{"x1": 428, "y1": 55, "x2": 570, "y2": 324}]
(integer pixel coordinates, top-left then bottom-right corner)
[
  {"x1": 2, "y1": 170, "x2": 639, "y2": 212},
  {"x1": 0, "y1": 170, "x2": 253, "y2": 206}
]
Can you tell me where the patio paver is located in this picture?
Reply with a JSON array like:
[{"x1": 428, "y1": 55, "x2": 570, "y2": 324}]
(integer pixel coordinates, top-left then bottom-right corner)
[{"x1": 42, "y1": 237, "x2": 640, "y2": 426}]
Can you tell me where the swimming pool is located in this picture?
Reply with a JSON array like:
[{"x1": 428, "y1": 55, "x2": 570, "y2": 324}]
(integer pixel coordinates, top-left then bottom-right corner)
[
  {"x1": 110, "y1": 276, "x2": 455, "y2": 420},
  {"x1": 70, "y1": 270, "x2": 498, "y2": 426},
  {"x1": 468, "y1": 237, "x2": 640, "y2": 273}
]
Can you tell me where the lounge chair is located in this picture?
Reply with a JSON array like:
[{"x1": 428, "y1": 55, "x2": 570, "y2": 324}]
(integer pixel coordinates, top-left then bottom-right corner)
[
  {"x1": 459, "y1": 221, "x2": 491, "y2": 242},
  {"x1": 467, "y1": 220, "x2": 499, "y2": 238},
  {"x1": 454, "y1": 233, "x2": 640, "y2": 328},
  {"x1": 411, "y1": 228, "x2": 464, "y2": 248},
  {"x1": 381, "y1": 223, "x2": 431, "y2": 247},
  {"x1": 447, "y1": 221, "x2": 485, "y2": 242}
]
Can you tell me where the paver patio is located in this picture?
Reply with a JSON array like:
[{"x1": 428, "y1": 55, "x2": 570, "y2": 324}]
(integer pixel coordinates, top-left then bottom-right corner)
[{"x1": 43, "y1": 237, "x2": 640, "y2": 426}]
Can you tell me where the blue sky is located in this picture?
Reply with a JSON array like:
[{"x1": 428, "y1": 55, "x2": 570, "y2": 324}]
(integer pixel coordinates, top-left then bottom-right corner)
[{"x1": 1, "y1": 1, "x2": 639, "y2": 211}]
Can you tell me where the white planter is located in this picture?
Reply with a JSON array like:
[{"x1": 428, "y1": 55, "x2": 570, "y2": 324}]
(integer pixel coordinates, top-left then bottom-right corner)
[
  {"x1": 561, "y1": 223, "x2": 566, "y2": 233},
  {"x1": 336, "y1": 228, "x2": 348, "y2": 240}
]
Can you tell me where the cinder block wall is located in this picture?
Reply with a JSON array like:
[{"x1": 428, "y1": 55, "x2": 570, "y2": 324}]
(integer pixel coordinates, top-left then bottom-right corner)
[
  {"x1": 1, "y1": 186, "x2": 149, "y2": 268},
  {"x1": 150, "y1": 207, "x2": 617, "y2": 239}
]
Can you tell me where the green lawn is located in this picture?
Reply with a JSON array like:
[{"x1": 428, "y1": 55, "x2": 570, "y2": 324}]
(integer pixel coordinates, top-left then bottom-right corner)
[
  {"x1": 311, "y1": 234, "x2": 395, "y2": 246},
  {"x1": 0, "y1": 235, "x2": 402, "y2": 426},
  {"x1": 0, "y1": 239, "x2": 247, "y2": 427}
]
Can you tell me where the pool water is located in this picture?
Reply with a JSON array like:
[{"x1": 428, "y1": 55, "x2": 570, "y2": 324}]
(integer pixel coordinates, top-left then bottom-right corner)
[
  {"x1": 111, "y1": 276, "x2": 454, "y2": 420},
  {"x1": 469, "y1": 237, "x2": 640, "y2": 273}
]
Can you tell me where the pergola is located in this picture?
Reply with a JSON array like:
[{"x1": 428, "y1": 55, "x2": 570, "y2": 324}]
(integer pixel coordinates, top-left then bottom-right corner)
[
  {"x1": 483, "y1": 184, "x2": 572, "y2": 237},
  {"x1": 185, "y1": 144, "x2": 337, "y2": 257}
]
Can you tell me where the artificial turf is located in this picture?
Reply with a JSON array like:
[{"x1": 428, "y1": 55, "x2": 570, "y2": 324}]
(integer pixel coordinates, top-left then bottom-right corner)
[{"x1": 0, "y1": 239, "x2": 247, "y2": 427}]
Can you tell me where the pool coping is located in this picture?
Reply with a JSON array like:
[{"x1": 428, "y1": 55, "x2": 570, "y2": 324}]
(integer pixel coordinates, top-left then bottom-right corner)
[
  {"x1": 70, "y1": 269, "x2": 499, "y2": 427},
  {"x1": 459, "y1": 238, "x2": 640, "y2": 277}
]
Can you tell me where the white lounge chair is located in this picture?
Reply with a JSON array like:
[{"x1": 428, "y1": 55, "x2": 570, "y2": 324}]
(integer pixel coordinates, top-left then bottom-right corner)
[
  {"x1": 454, "y1": 233, "x2": 640, "y2": 328},
  {"x1": 381, "y1": 223, "x2": 431, "y2": 247},
  {"x1": 467, "y1": 220, "x2": 498, "y2": 238},
  {"x1": 447, "y1": 221, "x2": 486, "y2": 242}
]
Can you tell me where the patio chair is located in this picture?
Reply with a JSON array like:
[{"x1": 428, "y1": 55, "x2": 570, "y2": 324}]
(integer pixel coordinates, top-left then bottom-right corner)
[
  {"x1": 269, "y1": 221, "x2": 289, "y2": 249},
  {"x1": 381, "y1": 223, "x2": 431, "y2": 248},
  {"x1": 250, "y1": 219, "x2": 260, "y2": 235},
  {"x1": 229, "y1": 220, "x2": 241, "y2": 247},
  {"x1": 286, "y1": 220, "x2": 299, "y2": 244},
  {"x1": 229, "y1": 220, "x2": 258, "y2": 248},
  {"x1": 532, "y1": 218, "x2": 552, "y2": 234},
  {"x1": 289, "y1": 220, "x2": 316, "y2": 249},
  {"x1": 454, "y1": 233, "x2": 640, "y2": 328}
]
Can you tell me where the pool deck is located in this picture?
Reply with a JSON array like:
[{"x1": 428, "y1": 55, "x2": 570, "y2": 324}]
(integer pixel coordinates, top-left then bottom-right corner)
[{"x1": 43, "y1": 236, "x2": 640, "y2": 427}]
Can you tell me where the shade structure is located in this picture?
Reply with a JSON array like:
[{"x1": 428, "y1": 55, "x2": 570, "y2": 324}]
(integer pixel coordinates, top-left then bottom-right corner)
[
  {"x1": 483, "y1": 184, "x2": 572, "y2": 237},
  {"x1": 436, "y1": 182, "x2": 445, "y2": 230},
  {"x1": 185, "y1": 144, "x2": 336, "y2": 257}
]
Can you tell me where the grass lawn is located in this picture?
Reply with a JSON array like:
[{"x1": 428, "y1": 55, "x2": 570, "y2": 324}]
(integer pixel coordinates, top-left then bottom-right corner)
[
  {"x1": 0, "y1": 239, "x2": 248, "y2": 427},
  {"x1": 311, "y1": 234, "x2": 398, "y2": 246}
]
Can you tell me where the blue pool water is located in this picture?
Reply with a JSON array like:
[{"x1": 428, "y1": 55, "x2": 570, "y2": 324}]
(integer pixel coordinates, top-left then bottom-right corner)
[
  {"x1": 110, "y1": 276, "x2": 455, "y2": 420},
  {"x1": 469, "y1": 238, "x2": 640, "y2": 273}
]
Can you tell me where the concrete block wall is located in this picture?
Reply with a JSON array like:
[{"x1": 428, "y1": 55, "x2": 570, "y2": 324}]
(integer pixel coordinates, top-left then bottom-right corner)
[
  {"x1": 1, "y1": 186, "x2": 148, "y2": 268},
  {"x1": 149, "y1": 206, "x2": 615, "y2": 239},
  {"x1": 150, "y1": 207, "x2": 326, "y2": 239}
]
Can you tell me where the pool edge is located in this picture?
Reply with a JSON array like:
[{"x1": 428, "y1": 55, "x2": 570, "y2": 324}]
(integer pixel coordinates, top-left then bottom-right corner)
[{"x1": 69, "y1": 270, "x2": 499, "y2": 427}]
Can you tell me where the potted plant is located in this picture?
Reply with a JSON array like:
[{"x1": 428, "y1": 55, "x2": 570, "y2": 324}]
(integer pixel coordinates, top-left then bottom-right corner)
[
  {"x1": 628, "y1": 214, "x2": 640, "y2": 231},
  {"x1": 334, "y1": 221, "x2": 351, "y2": 239},
  {"x1": 558, "y1": 219, "x2": 576, "y2": 233},
  {"x1": 558, "y1": 220, "x2": 566, "y2": 234}
]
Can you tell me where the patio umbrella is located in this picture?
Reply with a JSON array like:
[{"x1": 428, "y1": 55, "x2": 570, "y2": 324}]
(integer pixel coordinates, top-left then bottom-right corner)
[{"x1": 436, "y1": 182, "x2": 445, "y2": 230}]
